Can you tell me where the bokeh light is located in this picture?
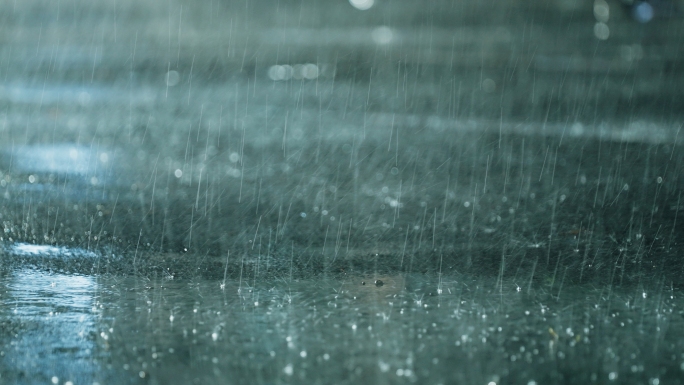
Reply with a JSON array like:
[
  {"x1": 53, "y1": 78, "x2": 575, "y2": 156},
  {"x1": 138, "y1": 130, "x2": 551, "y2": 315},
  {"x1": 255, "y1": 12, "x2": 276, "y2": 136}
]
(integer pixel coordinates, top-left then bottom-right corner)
[
  {"x1": 593, "y1": 0, "x2": 610, "y2": 23},
  {"x1": 633, "y1": 1, "x2": 654, "y2": 23},
  {"x1": 372, "y1": 26, "x2": 393, "y2": 44},
  {"x1": 349, "y1": 0, "x2": 374, "y2": 11},
  {"x1": 593, "y1": 22, "x2": 610, "y2": 40}
]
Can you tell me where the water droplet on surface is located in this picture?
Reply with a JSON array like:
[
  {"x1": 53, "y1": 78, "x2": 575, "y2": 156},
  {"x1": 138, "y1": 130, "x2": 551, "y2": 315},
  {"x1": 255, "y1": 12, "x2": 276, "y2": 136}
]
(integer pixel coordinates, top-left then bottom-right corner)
[{"x1": 375, "y1": 280, "x2": 384, "y2": 287}]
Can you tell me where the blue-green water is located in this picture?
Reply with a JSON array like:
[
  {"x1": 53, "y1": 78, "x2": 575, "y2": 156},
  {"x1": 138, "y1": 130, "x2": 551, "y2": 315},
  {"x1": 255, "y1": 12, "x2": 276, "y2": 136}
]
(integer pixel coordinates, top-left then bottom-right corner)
[{"x1": 1, "y1": 257, "x2": 683, "y2": 385}]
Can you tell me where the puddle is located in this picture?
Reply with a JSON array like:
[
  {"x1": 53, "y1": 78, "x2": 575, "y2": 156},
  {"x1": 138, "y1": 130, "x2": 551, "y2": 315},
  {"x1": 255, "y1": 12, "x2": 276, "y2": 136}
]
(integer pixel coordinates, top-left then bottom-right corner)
[{"x1": 1, "y1": 264, "x2": 683, "y2": 385}]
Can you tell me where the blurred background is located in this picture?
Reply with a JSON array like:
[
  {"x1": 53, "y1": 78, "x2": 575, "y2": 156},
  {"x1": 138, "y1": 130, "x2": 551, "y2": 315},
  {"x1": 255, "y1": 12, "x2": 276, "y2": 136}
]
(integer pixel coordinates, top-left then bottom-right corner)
[{"x1": 0, "y1": 0, "x2": 682, "y2": 279}]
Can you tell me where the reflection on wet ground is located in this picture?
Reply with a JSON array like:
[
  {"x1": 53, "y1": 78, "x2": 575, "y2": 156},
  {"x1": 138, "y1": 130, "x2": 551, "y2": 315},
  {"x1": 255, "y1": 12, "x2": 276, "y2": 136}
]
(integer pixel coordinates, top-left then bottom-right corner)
[
  {"x1": 1, "y1": 254, "x2": 683, "y2": 385},
  {"x1": 0, "y1": 268, "x2": 100, "y2": 385}
]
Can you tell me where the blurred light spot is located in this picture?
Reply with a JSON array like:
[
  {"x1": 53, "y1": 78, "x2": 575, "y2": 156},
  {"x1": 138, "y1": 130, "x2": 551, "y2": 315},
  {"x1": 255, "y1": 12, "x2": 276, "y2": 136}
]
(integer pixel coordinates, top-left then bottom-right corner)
[
  {"x1": 28, "y1": 175, "x2": 36, "y2": 183},
  {"x1": 166, "y1": 70, "x2": 180, "y2": 86},
  {"x1": 283, "y1": 364, "x2": 293, "y2": 376},
  {"x1": 594, "y1": 22, "x2": 610, "y2": 40},
  {"x1": 482, "y1": 78, "x2": 496, "y2": 93},
  {"x1": 609, "y1": 372, "x2": 618, "y2": 380},
  {"x1": 69, "y1": 148, "x2": 79, "y2": 160},
  {"x1": 268, "y1": 65, "x2": 286, "y2": 81},
  {"x1": 99, "y1": 153, "x2": 109, "y2": 163},
  {"x1": 620, "y1": 45, "x2": 634, "y2": 61},
  {"x1": 77, "y1": 91, "x2": 91, "y2": 106},
  {"x1": 90, "y1": 176, "x2": 98, "y2": 186},
  {"x1": 227, "y1": 167, "x2": 241, "y2": 178},
  {"x1": 293, "y1": 64, "x2": 305, "y2": 80},
  {"x1": 282, "y1": 65, "x2": 294, "y2": 80},
  {"x1": 633, "y1": 2, "x2": 654, "y2": 23},
  {"x1": 51, "y1": 377, "x2": 59, "y2": 384},
  {"x1": 229, "y1": 152, "x2": 240, "y2": 163},
  {"x1": 372, "y1": 26, "x2": 394, "y2": 44},
  {"x1": 300, "y1": 212, "x2": 307, "y2": 218},
  {"x1": 657, "y1": 176, "x2": 663, "y2": 183},
  {"x1": 620, "y1": 44, "x2": 644, "y2": 61},
  {"x1": 593, "y1": 0, "x2": 610, "y2": 23},
  {"x1": 174, "y1": 169, "x2": 183, "y2": 178},
  {"x1": 302, "y1": 63, "x2": 319, "y2": 80},
  {"x1": 571, "y1": 122, "x2": 584, "y2": 136},
  {"x1": 349, "y1": 0, "x2": 374, "y2": 10}
]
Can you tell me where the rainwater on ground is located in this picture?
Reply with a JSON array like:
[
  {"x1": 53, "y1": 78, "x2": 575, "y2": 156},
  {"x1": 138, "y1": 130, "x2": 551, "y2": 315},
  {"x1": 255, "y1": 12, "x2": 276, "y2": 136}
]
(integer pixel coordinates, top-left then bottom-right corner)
[{"x1": 2, "y1": 264, "x2": 684, "y2": 385}]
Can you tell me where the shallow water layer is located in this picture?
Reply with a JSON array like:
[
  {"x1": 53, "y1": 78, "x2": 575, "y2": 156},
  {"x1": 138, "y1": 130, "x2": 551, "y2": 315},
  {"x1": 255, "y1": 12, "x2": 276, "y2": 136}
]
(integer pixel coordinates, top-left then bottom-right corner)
[{"x1": 1, "y1": 266, "x2": 683, "y2": 385}]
